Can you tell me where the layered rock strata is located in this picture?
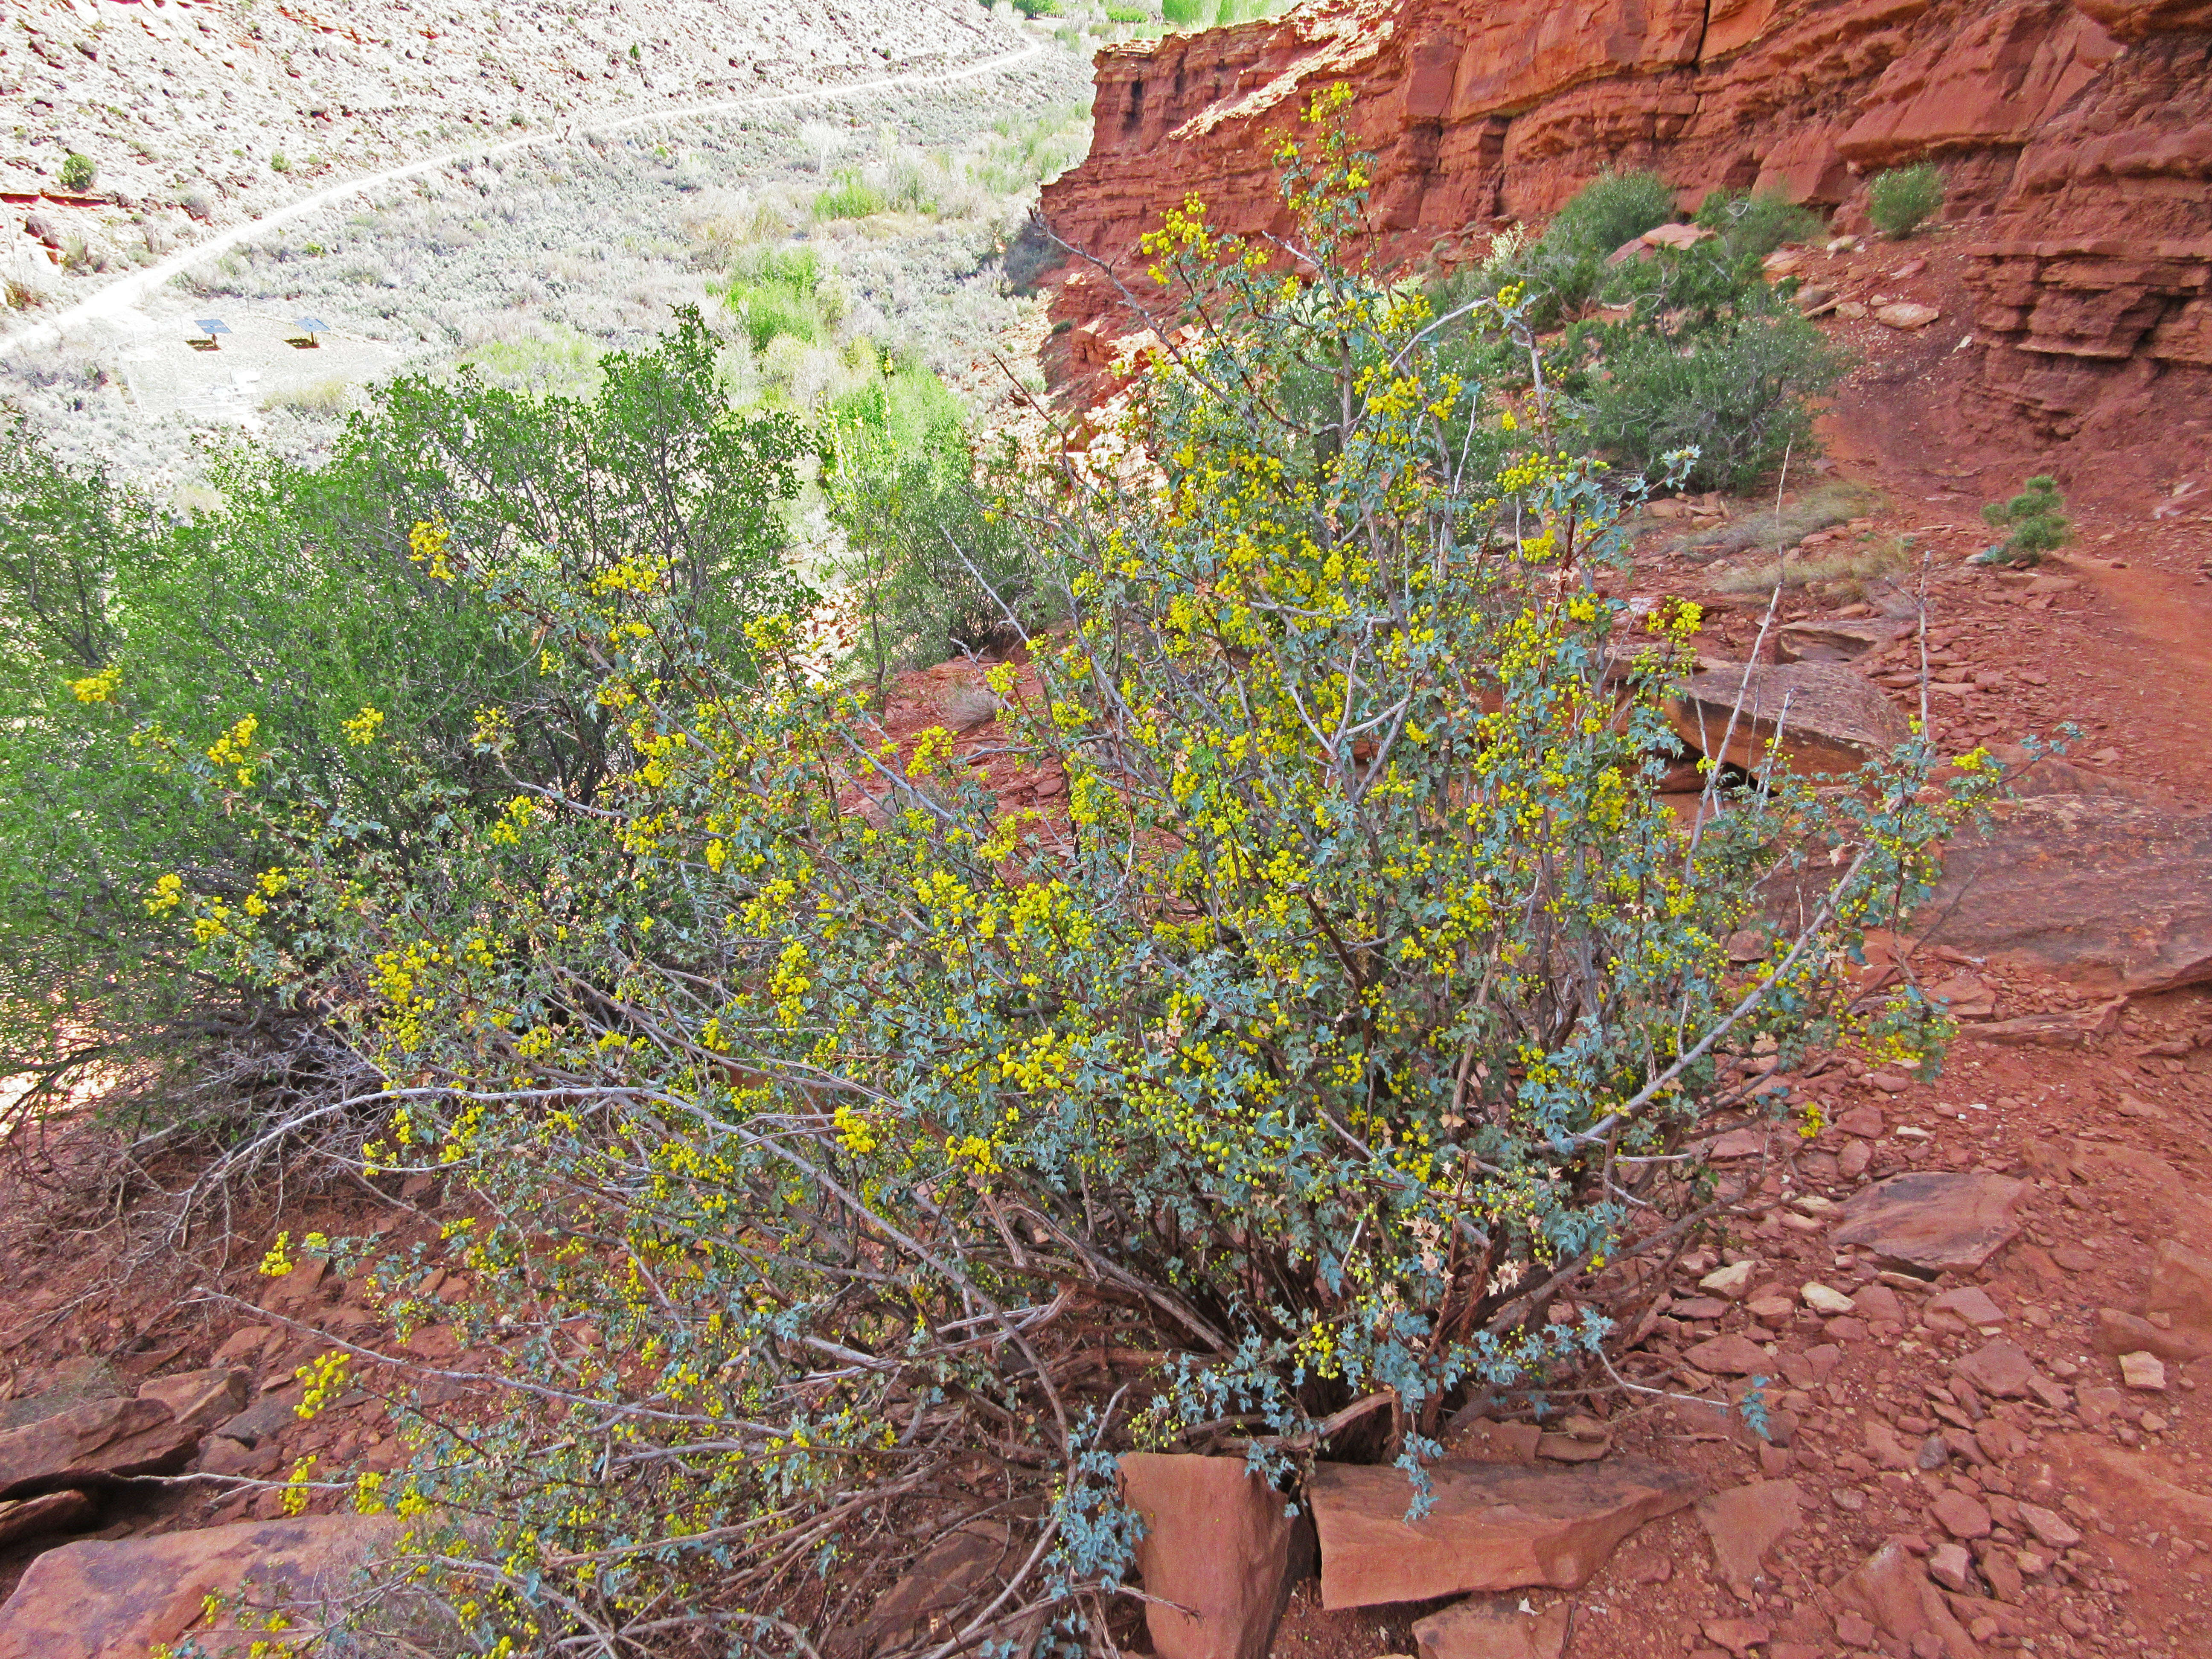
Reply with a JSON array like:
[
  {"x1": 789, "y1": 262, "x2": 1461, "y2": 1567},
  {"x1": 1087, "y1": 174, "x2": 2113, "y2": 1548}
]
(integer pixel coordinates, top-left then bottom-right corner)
[{"x1": 1040, "y1": 0, "x2": 2210, "y2": 443}]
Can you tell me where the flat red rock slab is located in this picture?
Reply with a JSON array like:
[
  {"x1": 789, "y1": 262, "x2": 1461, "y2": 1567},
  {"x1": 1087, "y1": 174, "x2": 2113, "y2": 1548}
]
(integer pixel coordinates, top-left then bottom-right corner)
[
  {"x1": 1828, "y1": 1171, "x2": 2026, "y2": 1272},
  {"x1": 0, "y1": 1513, "x2": 398, "y2": 1658},
  {"x1": 0, "y1": 1397, "x2": 198, "y2": 1500},
  {"x1": 1412, "y1": 1594, "x2": 1571, "y2": 1659},
  {"x1": 1682, "y1": 1334, "x2": 1778, "y2": 1376},
  {"x1": 1307, "y1": 1458, "x2": 1704, "y2": 1609}
]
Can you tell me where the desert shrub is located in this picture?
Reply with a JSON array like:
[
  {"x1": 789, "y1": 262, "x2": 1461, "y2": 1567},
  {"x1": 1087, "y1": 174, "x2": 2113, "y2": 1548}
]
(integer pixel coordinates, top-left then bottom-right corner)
[
  {"x1": 886, "y1": 154, "x2": 938, "y2": 215},
  {"x1": 1014, "y1": 0, "x2": 1060, "y2": 15},
  {"x1": 717, "y1": 244, "x2": 837, "y2": 351},
  {"x1": 1104, "y1": 1, "x2": 1151, "y2": 17},
  {"x1": 972, "y1": 104, "x2": 1094, "y2": 195},
  {"x1": 59, "y1": 152, "x2": 96, "y2": 192},
  {"x1": 1522, "y1": 180, "x2": 1848, "y2": 492},
  {"x1": 812, "y1": 167, "x2": 890, "y2": 222},
  {"x1": 1584, "y1": 311, "x2": 1845, "y2": 492},
  {"x1": 1979, "y1": 474, "x2": 2069, "y2": 566},
  {"x1": 1694, "y1": 189, "x2": 1823, "y2": 260},
  {"x1": 260, "y1": 376, "x2": 355, "y2": 416},
  {"x1": 458, "y1": 323, "x2": 606, "y2": 399},
  {"x1": 1546, "y1": 171, "x2": 1677, "y2": 260},
  {"x1": 169, "y1": 102, "x2": 1983, "y2": 1658},
  {"x1": 1161, "y1": 0, "x2": 1214, "y2": 21},
  {"x1": 1869, "y1": 163, "x2": 1944, "y2": 239},
  {"x1": 1516, "y1": 170, "x2": 1676, "y2": 316},
  {"x1": 828, "y1": 387, "x2": 1036, "y2": 688},
  {"x1": 0, "y1": 313, "x2": 806, "y2": 1151}
]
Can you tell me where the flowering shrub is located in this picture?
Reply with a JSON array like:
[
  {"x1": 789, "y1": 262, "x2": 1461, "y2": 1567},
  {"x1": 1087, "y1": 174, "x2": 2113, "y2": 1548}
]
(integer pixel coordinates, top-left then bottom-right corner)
[{"x1": 141, "y1": 106, "x2": 1993, "y2": 1655}]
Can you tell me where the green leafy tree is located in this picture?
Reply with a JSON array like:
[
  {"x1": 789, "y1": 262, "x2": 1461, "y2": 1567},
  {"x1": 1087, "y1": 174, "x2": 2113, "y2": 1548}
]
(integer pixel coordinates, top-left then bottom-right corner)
[{"x1": 0, "y1": 311, "x2": 804, "y2": 1144}]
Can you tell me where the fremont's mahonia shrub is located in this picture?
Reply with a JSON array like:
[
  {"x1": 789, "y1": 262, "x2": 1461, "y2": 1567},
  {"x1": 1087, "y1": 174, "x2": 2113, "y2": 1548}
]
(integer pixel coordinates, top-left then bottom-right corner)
[{"x1": 148, "y1": 104, "x2": 1987, "y2": 1657}]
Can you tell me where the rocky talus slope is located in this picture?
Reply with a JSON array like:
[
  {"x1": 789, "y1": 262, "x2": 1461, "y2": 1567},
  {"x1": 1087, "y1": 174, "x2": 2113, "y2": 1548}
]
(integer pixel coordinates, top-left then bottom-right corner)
[
  {"x1": 4, "y1": 0, "x2": 1020, "y2": 301},
  {"x1": 1038, "y1": 0, "x2": 2209, "y2": 454}
]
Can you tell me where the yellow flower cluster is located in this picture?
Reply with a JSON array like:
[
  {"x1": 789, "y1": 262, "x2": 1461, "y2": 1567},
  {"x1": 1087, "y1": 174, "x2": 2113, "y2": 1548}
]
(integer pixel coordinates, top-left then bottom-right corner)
[
  {"x1": 341, "y1": 704, "x2": 384, "y2": 745},
  {"x1": 68, "y1": 664, "x2": 121, "y2": 703},
  {"x1": 407, "y1": 515, "x2": 455, "y2": 580}
]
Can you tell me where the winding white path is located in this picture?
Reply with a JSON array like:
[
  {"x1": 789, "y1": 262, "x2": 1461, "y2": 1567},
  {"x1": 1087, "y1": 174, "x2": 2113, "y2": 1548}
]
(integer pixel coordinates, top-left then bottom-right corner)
[{"x1": 2, "y1": 38, "x2": 1048, "y2": 355}]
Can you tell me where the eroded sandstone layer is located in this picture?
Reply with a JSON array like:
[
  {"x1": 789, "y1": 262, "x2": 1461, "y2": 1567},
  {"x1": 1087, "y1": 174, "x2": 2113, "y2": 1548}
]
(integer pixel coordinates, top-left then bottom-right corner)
[{"x1": 1039, "y1": 0, "x2": 2210, "y2": 445}]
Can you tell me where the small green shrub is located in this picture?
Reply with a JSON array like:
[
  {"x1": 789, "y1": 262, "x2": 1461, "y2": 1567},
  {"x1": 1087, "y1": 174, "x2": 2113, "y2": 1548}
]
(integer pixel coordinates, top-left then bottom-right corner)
[
  {"x1": 1869, "y1": 163, "x2": 1944, "y2": 239},
  {"x1": 828, "y1": 361, "x2": 1036, "y2": 690},
  {"x1": 1979, "y1": 474, "x2": 2069, "y2": 566},
  {"x1": 1161, "y1": 0, "x2": 1214, "y2": 23},
  {"x1": 260, "y1": 376, "x2": 352, "y2": 415},
  {"x1": 58, "y1": 152, "x2": 96, "y2": 192},
  {"x1": 1545, "y1": 171, "x2": 1676, "y2": 262},
  {"x1": 1585, "y1": 311, "x2": 1846, "y2": 492},
  {"x1": 716, "y1": 245, "x2": 837, "y2": 351},
  {"x1": 886, "y1": 157, "x2": 937, "y2": 215},
  {"x1": 1104, "y1": 1, "x2": 1151, "y2": 17},
  {"x1": 1695, "y1": 190, "x2": 1823, "y2": 261},
  {"x1": 1013, "y1": 0, "x2": 1059, "y2": 15},
  {"x1": 811, "y1": 167, "x2": 889, "y2": 222}
]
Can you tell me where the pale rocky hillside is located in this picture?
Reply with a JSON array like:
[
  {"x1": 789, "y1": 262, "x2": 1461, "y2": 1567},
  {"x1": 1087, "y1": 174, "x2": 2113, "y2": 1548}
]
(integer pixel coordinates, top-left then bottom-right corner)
[{"x1": 4, "y1": 0, "x2": 1026, "y2": 295}]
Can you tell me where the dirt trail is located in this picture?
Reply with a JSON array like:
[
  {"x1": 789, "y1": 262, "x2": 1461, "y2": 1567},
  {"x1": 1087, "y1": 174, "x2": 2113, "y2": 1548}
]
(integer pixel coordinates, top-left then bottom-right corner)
[{"x1": 0, "y1": 40, "x2": 1047, "y2": 358}]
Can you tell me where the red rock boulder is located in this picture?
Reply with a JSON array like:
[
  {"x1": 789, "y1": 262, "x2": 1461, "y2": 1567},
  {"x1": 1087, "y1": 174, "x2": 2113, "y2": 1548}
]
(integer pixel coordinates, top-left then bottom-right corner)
[{"x1": 0, "y1": 1397, "x2": 198, "y2": 1499}]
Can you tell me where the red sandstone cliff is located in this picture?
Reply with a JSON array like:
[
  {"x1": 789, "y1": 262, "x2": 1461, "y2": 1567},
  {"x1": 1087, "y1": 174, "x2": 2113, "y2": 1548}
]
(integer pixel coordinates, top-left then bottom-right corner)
[{"x1": 1039, "y1": 0, "x2": 2210, "y2": 448}]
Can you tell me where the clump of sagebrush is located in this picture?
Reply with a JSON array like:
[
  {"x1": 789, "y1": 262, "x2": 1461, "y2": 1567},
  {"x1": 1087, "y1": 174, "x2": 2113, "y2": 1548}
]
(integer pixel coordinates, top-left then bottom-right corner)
[
  {"x1": 1869, "y1": 163, "x2": 1944, "y2": 239},
  {"x1": 134, "y1": 96, "x2": 1989, "y2": 1659},
  {"x1": 1978, "y1": 474, "x2": 2069, "y2": 566}
]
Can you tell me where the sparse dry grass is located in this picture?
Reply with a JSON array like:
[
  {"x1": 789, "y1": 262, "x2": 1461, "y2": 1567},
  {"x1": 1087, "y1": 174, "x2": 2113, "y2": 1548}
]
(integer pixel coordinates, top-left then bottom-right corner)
[
  {"x1": 1678, "y1": 481, "x2": 1883, "y2": 562},
  {"x1": 261, "y1": 377, "x2": 356, "y2": 415}
]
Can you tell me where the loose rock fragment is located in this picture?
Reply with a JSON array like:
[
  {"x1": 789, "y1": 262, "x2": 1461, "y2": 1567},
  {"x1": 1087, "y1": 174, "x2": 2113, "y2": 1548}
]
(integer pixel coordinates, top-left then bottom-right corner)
[
  {"x1": 1695, "y1": 1479, "x2": 1801, "y2": 1595},
  {"x1": 1831, "y1": 1173, "x2": 2026, "y2": 1273},
  {"x1": 1800, "y1": 1283, "x2": 1855, "y2": 1315},
  {"x1": 1120, "y1": 1454, "x2": 1305, "y2": 1659},
  {"x1": 2120, "y1": 1350, "x2": 2168, "y2": 1391},
  {"x1": 1307, "y1": 1459, "x2": 1703, "y2": 1609},
  {"x1": 1411, "y1": 1595, "x2": 1570, "y2": 1659}
]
